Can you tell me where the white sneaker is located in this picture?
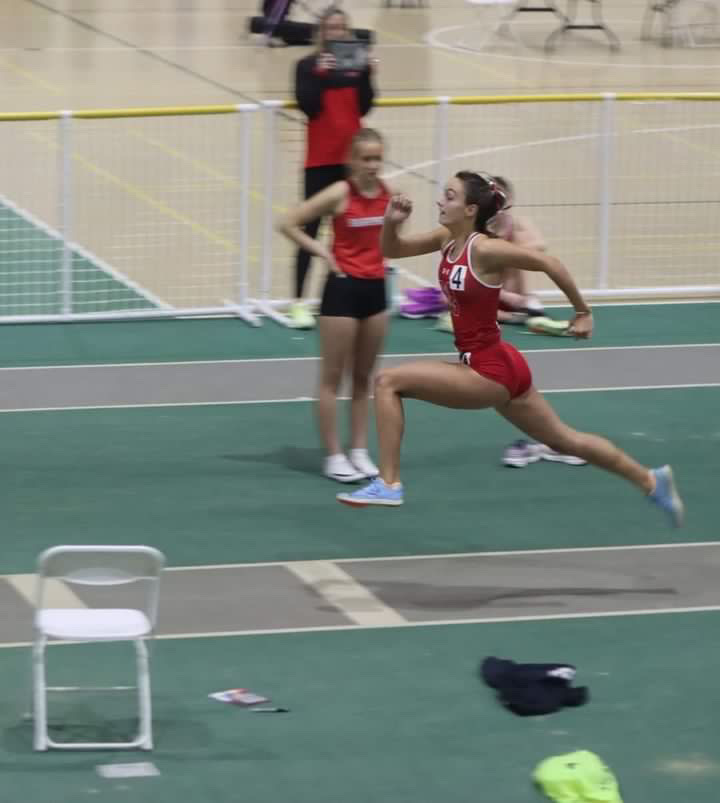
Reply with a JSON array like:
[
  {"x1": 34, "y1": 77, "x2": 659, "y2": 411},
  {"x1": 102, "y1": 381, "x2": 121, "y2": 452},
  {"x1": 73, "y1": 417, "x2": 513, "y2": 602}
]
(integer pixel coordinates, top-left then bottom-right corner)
[
  {"x1": 502, "y1": 439, "x2": 545, "y2": 467},
  {"x1": 540, "y1": 447, "x2": 587, "y2": 466},
  {"x1": 324, "y1": 453, "x2": 365, "y2": 483},
  {"x1": 349, "y1": 448, "x2": 379, "y2": 478}
]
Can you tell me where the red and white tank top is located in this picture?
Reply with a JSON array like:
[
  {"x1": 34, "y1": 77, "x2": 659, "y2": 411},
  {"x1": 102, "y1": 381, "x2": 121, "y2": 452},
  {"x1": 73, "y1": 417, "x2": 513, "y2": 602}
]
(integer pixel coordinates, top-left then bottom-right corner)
[
  {"x1": 331, "y1": 179, "x2": 390, "y2": 280},
  {"x1": 438, "y1": 233, "x2": 502, "y2": 352}
]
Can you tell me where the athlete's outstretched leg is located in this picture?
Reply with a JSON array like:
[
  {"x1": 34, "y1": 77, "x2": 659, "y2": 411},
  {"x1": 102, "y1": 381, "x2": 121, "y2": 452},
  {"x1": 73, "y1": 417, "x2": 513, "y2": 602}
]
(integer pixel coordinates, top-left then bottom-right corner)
[
  {"x1": 496, "y1": 387, "x2": 684, "y2": 526},
  {"x1": 497, "y1": 387, "x2": 650, "y2": 488}
]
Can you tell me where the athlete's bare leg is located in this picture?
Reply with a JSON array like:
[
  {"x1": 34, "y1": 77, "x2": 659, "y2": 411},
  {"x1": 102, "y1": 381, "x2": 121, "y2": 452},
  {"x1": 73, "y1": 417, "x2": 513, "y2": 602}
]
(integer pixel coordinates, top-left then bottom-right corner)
[
  {"x1": 316, "y1": 315, "x2": 358, "y2": 455},
  {"x1": 502, "y1": 267, "x2": 527, "y2": 296},
  {"x1": 497, "y1": 269, "x2": 541, "y2": 323},
  {"x1": 349, "y1": 310, "x2": 389, "y2": 450},
  {"x1": 373, "y1": 360, "x2": 510, "y2": 484},
  {"x1": 496, "y1": 387, "x2": 654, "y2": 492}
]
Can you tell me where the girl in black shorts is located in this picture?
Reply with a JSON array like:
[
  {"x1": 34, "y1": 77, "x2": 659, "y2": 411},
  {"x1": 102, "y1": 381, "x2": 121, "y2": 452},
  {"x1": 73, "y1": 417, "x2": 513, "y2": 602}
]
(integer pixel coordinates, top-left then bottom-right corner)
[{"x1": 278, "y1": 128, "x2": 393, "y2": 482}]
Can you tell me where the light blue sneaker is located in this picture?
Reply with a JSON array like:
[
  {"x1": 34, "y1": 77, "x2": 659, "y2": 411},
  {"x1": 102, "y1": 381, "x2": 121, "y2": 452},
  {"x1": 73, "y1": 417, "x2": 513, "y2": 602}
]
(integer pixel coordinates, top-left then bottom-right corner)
[
  {"x1": 648, "y1": 465, "x2": 684, "y2": 528},
  {"x1": 337, "y1": 477, "x2": 404, "y2": 507}
]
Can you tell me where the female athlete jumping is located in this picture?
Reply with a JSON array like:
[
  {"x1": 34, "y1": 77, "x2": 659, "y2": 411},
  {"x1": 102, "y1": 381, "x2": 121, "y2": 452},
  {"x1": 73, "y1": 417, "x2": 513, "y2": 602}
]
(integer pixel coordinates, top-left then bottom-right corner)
[{"x1": 337, "y1": 170, "x2": 684, "y2": 527}]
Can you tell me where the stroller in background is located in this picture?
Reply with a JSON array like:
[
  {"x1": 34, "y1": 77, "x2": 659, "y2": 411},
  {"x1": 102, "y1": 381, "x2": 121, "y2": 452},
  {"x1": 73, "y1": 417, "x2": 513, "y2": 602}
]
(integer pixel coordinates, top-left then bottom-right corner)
[{"x1": 248, "y1": 0, "x2": 374, "y2": 46}]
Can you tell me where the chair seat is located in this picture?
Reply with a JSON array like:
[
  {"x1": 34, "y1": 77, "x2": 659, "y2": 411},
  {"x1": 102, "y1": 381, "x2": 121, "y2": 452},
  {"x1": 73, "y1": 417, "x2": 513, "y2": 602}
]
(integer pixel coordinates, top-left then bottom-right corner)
[{"x1": 36, "y1": 608, "x2": 152, "y2": 640}]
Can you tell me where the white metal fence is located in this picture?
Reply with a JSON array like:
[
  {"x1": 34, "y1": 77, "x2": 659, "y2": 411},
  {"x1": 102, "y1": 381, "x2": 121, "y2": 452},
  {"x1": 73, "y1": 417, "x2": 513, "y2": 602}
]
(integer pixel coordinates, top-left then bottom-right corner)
[{"x1": 1, "y1": 93, "x2": 719, "y2": 324}]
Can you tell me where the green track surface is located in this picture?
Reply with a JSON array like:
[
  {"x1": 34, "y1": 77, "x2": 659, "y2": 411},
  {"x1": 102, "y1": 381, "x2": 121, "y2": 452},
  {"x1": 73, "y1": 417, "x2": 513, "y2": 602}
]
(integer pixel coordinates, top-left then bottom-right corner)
[
  {"x1": 0, "y1": 201, "x2": 156, "y2": 317},
  {"x1": 3, "y1": 302, "x2": 717, "y2": 803},
  {"x1": 2, "y1": 387, "x2": 713, "y2": 574},
  {"x1": 2, "y1": 302, "x2": 718, "y2": 367},
  {"x1": 4, "y1": 613, "x2": 720, "y2": 803}
]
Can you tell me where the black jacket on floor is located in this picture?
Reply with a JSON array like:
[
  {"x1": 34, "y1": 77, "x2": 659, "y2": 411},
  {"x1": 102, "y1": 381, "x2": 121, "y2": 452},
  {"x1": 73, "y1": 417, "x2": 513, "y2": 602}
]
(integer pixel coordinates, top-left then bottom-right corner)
[{"x1": 480, "y1": 656, "x2": 589, "y2": 716}]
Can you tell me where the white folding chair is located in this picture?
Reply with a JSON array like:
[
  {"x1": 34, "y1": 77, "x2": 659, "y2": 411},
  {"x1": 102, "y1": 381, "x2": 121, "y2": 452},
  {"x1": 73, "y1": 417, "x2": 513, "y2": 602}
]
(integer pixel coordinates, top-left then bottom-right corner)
[
  {"x1": 32, "y1": 545, "x2": 165, "y2": 751},
  {"x1": 459, "y1": 0, "x2": 519, "y2": 49},
  {"x1": 670, "y1": 0, "x2": 720, "y2": 46},
  {"x1": 642, "y1": 0, "x2": 719, "y2": 46}
]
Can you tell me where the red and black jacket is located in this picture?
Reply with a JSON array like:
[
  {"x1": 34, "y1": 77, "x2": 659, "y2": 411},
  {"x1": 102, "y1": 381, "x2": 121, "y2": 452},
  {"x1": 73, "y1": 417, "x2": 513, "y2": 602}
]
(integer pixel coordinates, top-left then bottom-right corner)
[{"x1": 294, "y1": 54, "x2": 375, "y2": 168}]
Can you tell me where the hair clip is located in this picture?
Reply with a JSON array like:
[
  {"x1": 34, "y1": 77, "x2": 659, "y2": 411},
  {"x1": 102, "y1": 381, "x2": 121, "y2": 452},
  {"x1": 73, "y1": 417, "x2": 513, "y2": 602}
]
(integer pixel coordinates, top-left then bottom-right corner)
[{"x1": 475, "y1": 172, "x2": 509, "y2": 212}]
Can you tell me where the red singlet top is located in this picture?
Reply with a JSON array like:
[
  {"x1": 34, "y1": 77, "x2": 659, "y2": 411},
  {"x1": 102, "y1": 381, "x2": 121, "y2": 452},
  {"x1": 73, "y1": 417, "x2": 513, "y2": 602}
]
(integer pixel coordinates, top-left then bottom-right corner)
[
  {"x1": 331, "y1": 180, "x2": 390, "y2": 280},
  {"x1": 438, "y1": 233, "x2": 502, "y2": 352}
]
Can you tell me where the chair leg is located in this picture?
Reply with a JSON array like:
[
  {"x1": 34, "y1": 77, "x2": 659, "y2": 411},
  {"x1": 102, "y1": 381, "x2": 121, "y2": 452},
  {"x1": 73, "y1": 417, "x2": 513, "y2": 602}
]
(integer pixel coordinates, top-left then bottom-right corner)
[
  {"x1": 32, "y1": 638, "x2": 48, "y2": 751},
  {"x1": 495, "y1": 4, "x2": 523, "y2": 45},
  {"x1": 23, "y1": 643, "x2": 35, "y2": 722},
  {"x1": 460, "y1": 4, "x2": 521, "y2": 51},
  {"x1": 640, "y1": 3, "x2": 654, "y2": 39},
  {"x1": 135, "y1": 639, "x2": 153, "y2": 750}
]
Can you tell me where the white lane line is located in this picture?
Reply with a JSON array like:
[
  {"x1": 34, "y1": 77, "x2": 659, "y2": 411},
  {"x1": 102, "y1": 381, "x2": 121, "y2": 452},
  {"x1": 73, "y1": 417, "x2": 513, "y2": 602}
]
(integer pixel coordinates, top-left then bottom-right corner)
[
  {"x1": 0, "y1": 603, "x2": 718, "y2": 649},
  {"x1": 0, "y1": 381, "x2": 718, "y2": 413},
  {"x1": 524, "y1": 343, "x2": 720, "y2": 353},
  {"x1": 286, "y1": 561, "x2": 407, "y2": 627},
  {"x1": 0, "y1": 341, "x2": 719, "y2": 371},
  {"x1": 143, "y1": 604, "x2": 720, "y2": 636},
  {"x1": 96, "y1": 762, "x2": 160, "y2": 779},
  {"x1": 0, "y1": 357, "x2": 322, "y2": 370},
  {"x1": 1, "y1": 43, "x2": 425, "y2": 52},
  {"x1": 545, "y1": 382, "x2": 720, "y2": 393},
  {"x1": 424, "y1": 23, "x2": 720, "y2": 70},
  {"x1": 5, "y1": 574, "x2": 86, "y2": 608},
  {"x1": 570, "y1": 299, "x2": 720, "y2": 307},
  {"x1": 0, "y1": 398, "x2": 317, "y2": 413},
  {"x1": 1, "y1": 540, "x2": 716, "y2": 583},
  {"x1": 162, "y1": 540, "x2": 720, "y2": 572}
]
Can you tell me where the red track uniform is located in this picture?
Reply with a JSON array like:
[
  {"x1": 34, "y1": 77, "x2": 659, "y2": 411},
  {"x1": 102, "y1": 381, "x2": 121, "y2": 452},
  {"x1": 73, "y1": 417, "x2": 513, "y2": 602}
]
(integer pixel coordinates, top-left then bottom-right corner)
[
  {"x1": 438, "y1": 233, "x2": 532, "y2": 399},
  {"x1": 331, "y1": 180, "x2": 390, "y2": 279}
]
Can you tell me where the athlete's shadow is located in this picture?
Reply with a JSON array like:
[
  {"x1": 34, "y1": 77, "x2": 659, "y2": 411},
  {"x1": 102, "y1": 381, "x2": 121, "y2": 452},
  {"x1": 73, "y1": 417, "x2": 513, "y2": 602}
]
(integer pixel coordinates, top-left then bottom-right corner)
[
  {"x1": 311, "y1": 580, "x2": 678, "y2": 614},
  {"x1": 221, "y1": 446, "x2": 323, "y2": 476},
  {"x1": 358, "y1": 581, "x2": 678, "y2": 611}
]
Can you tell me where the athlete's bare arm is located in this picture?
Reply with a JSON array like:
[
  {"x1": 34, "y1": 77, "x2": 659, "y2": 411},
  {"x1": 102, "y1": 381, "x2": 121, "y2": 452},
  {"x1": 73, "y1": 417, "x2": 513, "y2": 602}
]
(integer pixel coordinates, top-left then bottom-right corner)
[
  {"x1": 473, "y1": 237, "x2": 593, "y2": 337},
  {"x1": 381, "y1": 194, "x2": 449, "y2": 258},
  {"x1": 277, "y1": 181, "x2": 348, "y2": 273}
]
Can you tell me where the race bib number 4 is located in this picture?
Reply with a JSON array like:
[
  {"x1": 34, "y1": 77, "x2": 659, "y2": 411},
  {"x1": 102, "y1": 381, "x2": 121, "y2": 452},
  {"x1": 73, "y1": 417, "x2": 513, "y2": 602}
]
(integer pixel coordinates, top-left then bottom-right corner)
[{"x1": 449, "y1": 265, "x2": 467, "y2": 292}]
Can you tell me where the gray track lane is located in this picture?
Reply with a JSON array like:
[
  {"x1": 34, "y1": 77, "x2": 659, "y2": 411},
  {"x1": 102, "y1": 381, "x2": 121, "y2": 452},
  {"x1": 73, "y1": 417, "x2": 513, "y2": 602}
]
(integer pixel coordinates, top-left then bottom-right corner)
[
  {"x1": 2, "y1": 343, "x2": 716, "y2": 646},
  {"x1": 1, "y1": 345, "x2": 719, "y2": 410},
  {"x1": 2, "y1": 545, "x2": 720, "y2": 645}
]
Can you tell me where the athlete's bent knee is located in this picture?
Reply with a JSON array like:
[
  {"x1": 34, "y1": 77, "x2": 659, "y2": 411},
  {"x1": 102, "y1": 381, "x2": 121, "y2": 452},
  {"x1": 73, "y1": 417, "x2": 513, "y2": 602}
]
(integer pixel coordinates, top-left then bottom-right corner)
[{"x1": 374, "y1": 369, "x2": 400, "y2": 395}]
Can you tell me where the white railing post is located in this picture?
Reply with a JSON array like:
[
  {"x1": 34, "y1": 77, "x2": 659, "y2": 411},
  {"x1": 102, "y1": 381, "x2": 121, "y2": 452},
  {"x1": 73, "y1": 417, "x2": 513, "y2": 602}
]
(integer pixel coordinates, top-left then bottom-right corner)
[
  {"x1": 58, "y1": 110, "x2": 74, "y2": 316},
  {"x1": 261, "y1": 100, "x2": 281, "y2": 302},
  {"x1": 596, "y1": 93, "x2": 616, "y2": 290},
  {"x1": 433, "y1": 97, "x2": 450, "y2": 205},
  {"x1": 236, "y1": 104, "x2": 254, "y2": 306},
  {"x1": 231, "y1": 103, "x2": 261, "y2": 326},
  {"x1": 255, "y1": 100, "x2": 292, "y2": 325}
]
